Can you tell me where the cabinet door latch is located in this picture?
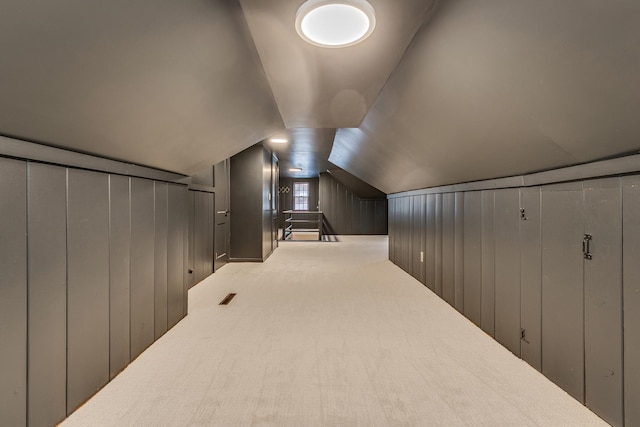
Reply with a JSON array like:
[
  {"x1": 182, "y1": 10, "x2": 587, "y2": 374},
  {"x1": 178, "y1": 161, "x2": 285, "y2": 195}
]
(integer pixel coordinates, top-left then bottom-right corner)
[{"x1": 583, "y1": 234, "x2": 592, "y2": 260}]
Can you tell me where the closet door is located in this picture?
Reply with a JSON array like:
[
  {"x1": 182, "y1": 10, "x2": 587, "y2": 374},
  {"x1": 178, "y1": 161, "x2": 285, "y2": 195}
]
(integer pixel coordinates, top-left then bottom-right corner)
[
  {"x1": 584, "y1": 178, "x2": 623, "y2": 426},
  {"x1": 541, "y1": 182, "x2": 584, "y2": 402},
  {"x1": 623, "y1": 175, "x2": 640, "y2": 427},
  {"x1": 520, "y1": 187, "x2": 542, "y2": 371},
  {"x1": 442, "y1": 193, "x2": 455, "y2": 305},
  {"x1": 463, "y1": 191, "x2": 482, "y2": 326},
  {"x1": 494, "y1": 188, "x2": 521, "y2": 356}
]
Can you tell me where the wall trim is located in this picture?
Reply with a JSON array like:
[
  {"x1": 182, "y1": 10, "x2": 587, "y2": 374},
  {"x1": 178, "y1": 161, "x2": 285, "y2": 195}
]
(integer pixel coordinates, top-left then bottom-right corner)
[
  {"x1": 0, "y1": 135, "x2": 187, "y2": 183},
  {"x1": 388, "y1": 152, "x2": 640, "y2": 198}
]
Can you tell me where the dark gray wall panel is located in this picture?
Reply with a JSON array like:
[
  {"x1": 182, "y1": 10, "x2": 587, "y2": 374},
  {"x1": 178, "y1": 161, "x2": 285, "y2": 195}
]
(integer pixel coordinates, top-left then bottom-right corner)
[
  {"x1": 154, "y1": 182, "x2": 168, "y2": 339},
  {"x1": 494, "y1": 188, "x2": 521, "y2": 356},
  {"x1": 109, "y1": 175, "x2": 131, "y2": 380},
  {"x1": 0, "y1": 158, "x2": 27, "y2": 427},
  {"x1": 183, "y1": 188, "x2": 189, "y2": 315},
  {"x1": 230, "y1": 145, "x2": 262, "y2": 260},
  {"x1": 425, "y1": 194, "x2": 436, "y2": 292},
  {"x1": 66, "y1": 169, "x2": 110, "y2": 414},
  {"x1": 442, "y1": 193, "x2": 456, "y2": 306},
  {"x1": 28, "y1": 163, "x2": 67, "y2": 426},
  {"x1": 584, "y1": 178, "x2": 623, "y2": 426},
  {"x1": 130, "y1": 178, "x2": 156, "y2": 360},
  {"x1": 463, "y1": 191, "x2": 482, "y2": 326},
  {"x1": 388, "y1": 198, "x2": 395, "y2": 262},
  {"x1": 480, "y1": 190, "x2": 495, "y2": 337},
  {"x1": 454, "y1": 192, "x2": 464, "y2": 313},
  {"x1": 542, "y1": 182, "x2": 585, "y2": 402},
  {"x1": 623, "y1": 175, "x2": 640, "y2": 427},
  {"x1": 411, "y1": 195, "x2": 426, "y2": 284},
  {"x1": 168, "y1": 184, "x2": 186, "y2": 329},
  {"x1": 519, "y1": 187, "x2": 542, "y2": 371},
  {"x1": 435, "y1": 193, "x2": 443, "y2": 297}
]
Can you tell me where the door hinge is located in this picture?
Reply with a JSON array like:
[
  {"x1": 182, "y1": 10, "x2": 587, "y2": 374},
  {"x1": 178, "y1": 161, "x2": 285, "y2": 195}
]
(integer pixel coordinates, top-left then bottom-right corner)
[{"x1": 520, "y1": 208, "x2": 527, "y2": 220}]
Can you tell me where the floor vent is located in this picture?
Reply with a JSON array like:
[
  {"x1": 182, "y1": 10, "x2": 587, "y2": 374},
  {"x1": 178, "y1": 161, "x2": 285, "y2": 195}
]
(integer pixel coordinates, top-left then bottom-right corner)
[{"x1": 219, "y1": 293, "x2": 236, "y2": 305}]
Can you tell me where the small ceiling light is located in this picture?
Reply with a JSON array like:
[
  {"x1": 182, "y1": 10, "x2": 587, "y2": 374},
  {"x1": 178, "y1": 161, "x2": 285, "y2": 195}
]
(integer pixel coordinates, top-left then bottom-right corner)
[
  {"x1": 289, "y1": 167, "x2": 303, "y2": 172},
  {"x1": 270, "y1": 138, "x2": 288, "y2": 143},
  {"x1": 295, "y1": 0, "x2": 376, "y2": 48}
]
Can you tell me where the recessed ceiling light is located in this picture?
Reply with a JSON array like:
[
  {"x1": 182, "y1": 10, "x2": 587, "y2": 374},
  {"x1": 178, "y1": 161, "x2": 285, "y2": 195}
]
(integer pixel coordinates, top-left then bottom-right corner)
[
  {"x1": 289, "y1": 167, "x2": 303, "y2": 172},
  {"x1": 270, "y1": 138, "x2": 288, "y2": 143},
  {"x1": 295, "y1": 0, "x2": 376, "y2": 48}
]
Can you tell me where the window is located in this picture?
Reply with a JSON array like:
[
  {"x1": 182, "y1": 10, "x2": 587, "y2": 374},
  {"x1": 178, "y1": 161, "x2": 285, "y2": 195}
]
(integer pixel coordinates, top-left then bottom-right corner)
[{"x1": 293, "y1": 182, "x2": 309, "y2": 211}]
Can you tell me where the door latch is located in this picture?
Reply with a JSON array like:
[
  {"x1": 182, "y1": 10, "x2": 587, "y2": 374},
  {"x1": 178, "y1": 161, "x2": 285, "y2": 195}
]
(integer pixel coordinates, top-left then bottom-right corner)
[
  {"x1": 520, "y1": 328, "x2": 530, "y2": 344},
  {"x1": 583, "y1": 234, "x2": 592, "y2": 260}
]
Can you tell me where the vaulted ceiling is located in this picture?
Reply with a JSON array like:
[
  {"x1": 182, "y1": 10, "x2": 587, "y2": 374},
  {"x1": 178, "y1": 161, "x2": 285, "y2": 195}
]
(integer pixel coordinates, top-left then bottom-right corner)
[{"x1": 1, "y1": 0, "x2": 638, "y2": 194}]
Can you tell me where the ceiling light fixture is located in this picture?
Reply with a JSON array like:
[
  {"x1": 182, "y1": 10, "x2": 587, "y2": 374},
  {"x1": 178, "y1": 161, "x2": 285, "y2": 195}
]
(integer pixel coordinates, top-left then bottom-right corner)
[
  {"x1": 270, "y1": 138, "x2": 288, "y2": 143},
  {"x1": 289, "y1": 167, "x2": 303, "y2": 172},
  {"x1": 295, "y1": 0, "x2": 376, "y2": 48}
]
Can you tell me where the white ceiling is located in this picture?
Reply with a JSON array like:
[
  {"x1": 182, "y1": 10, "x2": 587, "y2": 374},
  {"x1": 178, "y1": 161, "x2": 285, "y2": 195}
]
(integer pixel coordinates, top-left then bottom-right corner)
[{"x1": 1, "y1": 0, "x2": 639, "y2": 194}]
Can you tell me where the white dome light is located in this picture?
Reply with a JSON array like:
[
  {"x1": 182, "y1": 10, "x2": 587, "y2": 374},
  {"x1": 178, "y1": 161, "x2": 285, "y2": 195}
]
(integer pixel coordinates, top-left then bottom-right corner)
[{"x1": 295, "y1": 0, "x2": 376, "y2": 48}]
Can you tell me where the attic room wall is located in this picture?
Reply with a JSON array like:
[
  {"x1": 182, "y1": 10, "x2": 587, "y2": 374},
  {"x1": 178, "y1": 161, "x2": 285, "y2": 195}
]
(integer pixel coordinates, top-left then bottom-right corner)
[
  {"x1": 387, "y1": 156, "x2": 640, "y2": 427},
  {"x1": 0, "y1": 138, "x2": 189, "y2": 427},
  {"x1": 319, "y1": 172, "x2": 387, "y2": 235}
]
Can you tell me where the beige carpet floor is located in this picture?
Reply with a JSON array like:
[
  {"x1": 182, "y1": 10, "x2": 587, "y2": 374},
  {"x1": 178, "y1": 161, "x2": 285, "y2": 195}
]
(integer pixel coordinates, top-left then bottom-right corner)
[{"x1": 61, "y1": 236, "x2": 608, "y2": 427}]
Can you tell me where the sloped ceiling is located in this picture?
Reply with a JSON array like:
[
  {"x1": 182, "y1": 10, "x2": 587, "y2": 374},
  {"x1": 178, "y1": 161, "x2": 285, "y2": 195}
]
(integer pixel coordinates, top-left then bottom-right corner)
[
  {"x1": 0, "y1": 0, "x2": 283, "y2": 175},
  {"x1": 1, "y1": 0, "x2": 639, "y2": 194},
  {"x1": 330, "y1": 0, "x2": 640, "y2": 193}
]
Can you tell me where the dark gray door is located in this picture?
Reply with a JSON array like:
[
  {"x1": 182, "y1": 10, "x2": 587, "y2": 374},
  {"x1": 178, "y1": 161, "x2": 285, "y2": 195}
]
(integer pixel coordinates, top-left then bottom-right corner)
[
  {"x1": 623, "y1": 175, "x2": 640, "y2": 427},
  {"x1": 412, "y1": 195, "x2": 426, "y2": 284},
  {"x1": 66, "y1": 169, "x2": 110, "y2": 414},
  {"x1": 494, "y1": 188, "x2": 521, "y2": 356},
  {"x1": 454, "y1": 192, "x2": 464, "y2": 313},
  {"x1": 520, "y1": 186, "x2": 542, "y2": 371},
  {"x1": 442, "y1": 193, "x2": 455, "y2": 306},
  {"x1": 584, "y1": 178, "x2": 623, "y2": 426},
  {"x1": 480, "y1": 190, "x2": 495, "y2": 337},
  {"x1": 27, "y1": 163, "x2": 67, "y2": 427},
  {"x1": 214, "y1": 159, "x2": 230, "y2": 271},
  {"x1": 435, "y1": 193, "x2": 443, "y2": 297},
  {"x1": 0, "y1": 158, "x2": 27, "y2": 427},
  {"x1": 425, "y1": 194, "x2": 436, "y2": 292},
  {"x1": 463, "y1": 191, "x2": 482, "y2": 326},
  {"x1": 541, "y1": 182, "x2": 585, "y2": 402}
]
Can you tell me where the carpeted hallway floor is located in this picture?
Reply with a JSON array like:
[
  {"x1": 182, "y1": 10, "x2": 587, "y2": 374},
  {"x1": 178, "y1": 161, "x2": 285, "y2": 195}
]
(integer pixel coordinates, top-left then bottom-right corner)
[{"x1": 61, "y1": 236, "x2": 607, "y2": 427}]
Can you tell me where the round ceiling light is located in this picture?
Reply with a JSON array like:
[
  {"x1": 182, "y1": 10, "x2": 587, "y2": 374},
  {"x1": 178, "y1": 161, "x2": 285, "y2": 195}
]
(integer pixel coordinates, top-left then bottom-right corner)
[{"x1": 295, "y1": 0, "x2": 376, "y2": 48}]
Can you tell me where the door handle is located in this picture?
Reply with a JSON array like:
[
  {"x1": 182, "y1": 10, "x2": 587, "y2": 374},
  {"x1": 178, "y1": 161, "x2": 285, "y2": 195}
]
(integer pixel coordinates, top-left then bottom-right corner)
[{"x1": 583, "y1": 234, "x2": 592, "y2": 260}]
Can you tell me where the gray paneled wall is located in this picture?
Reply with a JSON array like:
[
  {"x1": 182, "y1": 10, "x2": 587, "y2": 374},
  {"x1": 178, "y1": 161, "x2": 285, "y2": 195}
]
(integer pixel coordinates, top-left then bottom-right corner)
[
  {"x1": 318, "y1": 172, "x2": 387, "y2": 235},
  {"x1": 0, "y1": 158, "x2": 188, "y2": 427},
  {"x1": 389, "y1": 176, "x2": 634, "y2": 426}
]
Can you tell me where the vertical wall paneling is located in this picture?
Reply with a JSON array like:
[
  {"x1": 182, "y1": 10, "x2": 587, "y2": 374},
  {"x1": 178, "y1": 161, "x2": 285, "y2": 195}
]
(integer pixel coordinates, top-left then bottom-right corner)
[
  {"x1": 208, "y1": 192, "x2": 215, "y2": 272},
  {"x1": 623, "y1": 175, "x2": 640, "y2": 426},
  {"x1": 195, "y1": 191, "x2": 205, "y2": 280},
  {"x1": 168, "y1": 184, "x2": 186, "y2": 329},
  {"x1": 66, "y1": 169, "x2": 110, "y2": 414},
  {"x1": 425, "y1": 194, "x2": 436, "y2": 292},
  {"x1": 541, "y1": 182, "x2": 585, "y2": 402},
  {"x1": 454, "y1": 192, "x2": 465, "y2": 313},
  {"x1": 480, "y1": 190, "x2": 495, "y2": 336},
  {"x1": 411, "y1": 195, "x2": 426, "y2": 284},
  {"x1": 154, "y1": 182, "x2": 168, "y2": 339},
  {"x1": 130, "y1": 178, "x2": 156, "y2": 360},
  {"x1": 27, "y1": 163, "x2": 67, "y2": 426},
  {"x1": 584, "y1": 178, "x2": 623, "y2": 426},
  {"x1": 109, "y1": 174, "x2": 131, "y2": 380},
  {"x1": 0, "y1": 158, "x2": 27, "y2": 427},
  {"x1": 494, "y1": 188, "x2": 521, "y2": 356},
  {"x1": 442, "y1": 193, "x2": 456, "y2": 306},
  {"x1": 435, "y1": 193, "x2": 443, "y2": 297},
  {"x1": 463, "y1": 191, "x2": 482, "y2": 326},
  {"x1": 519, "y1": 186, "x2": 542, "y2": 371}
]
